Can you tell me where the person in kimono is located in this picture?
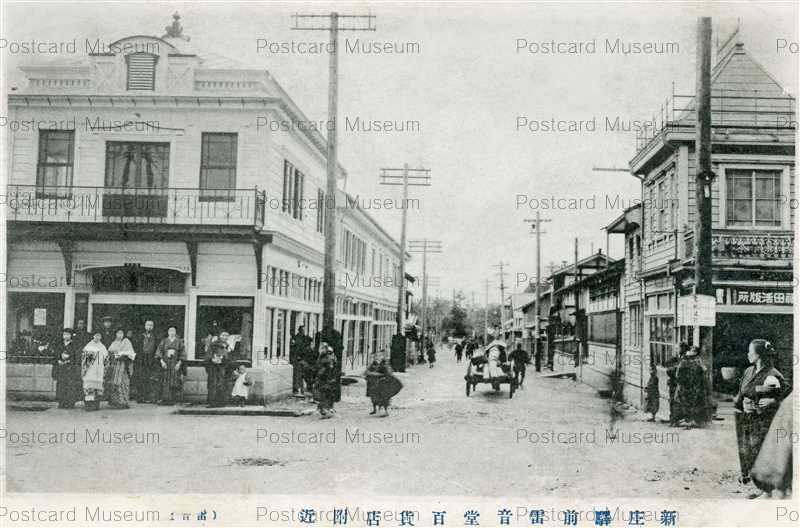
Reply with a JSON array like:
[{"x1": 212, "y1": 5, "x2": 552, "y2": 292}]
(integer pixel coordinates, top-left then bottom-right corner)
[
  {"x1": 81, "y1": 332, "x2": 109, "y2": 411},
  {"x1": 365, "y1": 353, "x2": 401, "y2": 416},
  {"x1": 99, "y1": 316, "x2": 116, "y2": 348},
  {"x1": 156, "y1": 326, "x2": 185, "y2": 404},
  {"x1": 290, "y1": 325, "x2": 312, "y2": 395},
  {"x1": 72, "y1": 319, "x2": 91, "y2": 350},
  {"x1": 205, "y1": 340, "x2": 230, "y2": 407},
  {"x1": 750, "y1": 390, "x2": 793, "y2": 499},
  {"x1": 509, "y1": 341, "x2": 528, "y2": 389},
  {"x1": 132, "y1": 320, "x2": 159, "y2": 403},
  {"x1": 315, "y1": 343, "x2": 338, "y2": 418},
  {"x1": 106, "y1": 329, "x2": 136, "y2": 409},
  {"x1": 230, "y1": 364, "x2": 252, "y2": 406},
  {"x1": 426, "y1": 339, "x2": 436, "y2": 368},
  {"x1": 52, "y1": 328, "x2": 83, "y2": 408},
  {"x1": 644, "y1": 362, "x2": 660, "y2": 422},
  {"x1": 675, "y1": 345, "x2": 709, "y2": 428},
  {"x1": 734, "y1": 339, "x2": 787, "y2": 489},
  {"x1": 157, "y1": 346, "x2": 183, "y2": 405},
  {"x1": 484, "y1": 341, "x2": 506, "y2": 390}
]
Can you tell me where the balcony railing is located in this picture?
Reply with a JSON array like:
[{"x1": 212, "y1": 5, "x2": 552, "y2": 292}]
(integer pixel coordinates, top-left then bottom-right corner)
[
  {"x1": 5, "y1": 185, "x2": 266, "y2": 228},
  {"x1": 684, "y1": 230, "x2": 793, "y2": 260}
]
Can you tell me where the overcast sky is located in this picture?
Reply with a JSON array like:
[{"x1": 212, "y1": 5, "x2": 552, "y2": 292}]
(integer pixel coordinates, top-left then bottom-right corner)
[{"x1": 3, "y1": 1, "x2": 797, "y2": 303}]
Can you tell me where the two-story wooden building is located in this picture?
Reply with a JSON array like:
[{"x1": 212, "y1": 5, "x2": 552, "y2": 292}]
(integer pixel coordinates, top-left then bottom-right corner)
[
  {"x1": 4, "y1": 16, "x2": 405, "y2": 399},
  {"x1": 630, "y1": 31, "x2": 795, "y2": 406}
]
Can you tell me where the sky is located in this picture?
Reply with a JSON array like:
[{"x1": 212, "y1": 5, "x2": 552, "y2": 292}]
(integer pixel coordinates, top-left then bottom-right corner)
[{"x1": 2, "y1": 1, "x2": 797, "y2": 304}]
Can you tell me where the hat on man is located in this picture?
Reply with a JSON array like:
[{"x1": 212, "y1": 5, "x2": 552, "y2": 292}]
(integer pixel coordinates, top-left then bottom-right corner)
[{"x1": 101, "y1": 315, "x2": 113, "y2": 322}]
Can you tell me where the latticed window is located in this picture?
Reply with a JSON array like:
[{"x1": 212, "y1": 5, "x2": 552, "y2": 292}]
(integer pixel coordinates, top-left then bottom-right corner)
[
  {"x1": 126, "y1": 53, "x2": 157, "y2": 91},
  {"x1": 726, "y1": 168, "x2": 782, "y2": 227}
]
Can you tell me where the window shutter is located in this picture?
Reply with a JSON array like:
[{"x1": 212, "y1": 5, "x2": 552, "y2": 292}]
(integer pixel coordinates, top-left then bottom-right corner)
[{"x1": 126, "y1": 53, "x2": 157, "y2": 91}]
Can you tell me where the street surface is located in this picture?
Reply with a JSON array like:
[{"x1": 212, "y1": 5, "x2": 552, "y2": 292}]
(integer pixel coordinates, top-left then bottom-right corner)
[{"x1": 6, "y1": 346, "x2": 747, "y2": 498}]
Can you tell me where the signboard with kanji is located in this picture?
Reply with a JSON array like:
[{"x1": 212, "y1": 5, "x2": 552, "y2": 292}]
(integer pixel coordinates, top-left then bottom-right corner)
[
  {"x1": 733, "y1": 289, "x2": 793, "y2": 306},
  {"x1": 677, "y1": 294, "x2": 716, "y2": 327}
]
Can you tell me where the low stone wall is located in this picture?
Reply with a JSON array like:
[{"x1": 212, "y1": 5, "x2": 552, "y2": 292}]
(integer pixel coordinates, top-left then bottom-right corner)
[{"x1": 6, "y1": 363, "x2": 293, "y2": 404}]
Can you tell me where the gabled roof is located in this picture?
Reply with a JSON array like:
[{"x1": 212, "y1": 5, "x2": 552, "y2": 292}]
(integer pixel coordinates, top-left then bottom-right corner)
[
  {"x1": 605, "y1": 203, "x2": 642, "y2": 234},
  {"x1": 674, "y1": 29, "x2": 793, "y2": 127}
]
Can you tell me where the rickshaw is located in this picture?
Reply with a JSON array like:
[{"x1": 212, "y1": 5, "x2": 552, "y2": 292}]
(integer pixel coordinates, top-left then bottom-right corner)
[{"x1": 464, "y1": 341, "x2": 517, "y2": 398}]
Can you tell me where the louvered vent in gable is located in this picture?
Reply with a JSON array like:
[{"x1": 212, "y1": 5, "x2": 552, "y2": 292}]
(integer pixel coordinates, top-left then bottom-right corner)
[{"x1": 126, "y1": 53, "x2": 158, "y2": 90}]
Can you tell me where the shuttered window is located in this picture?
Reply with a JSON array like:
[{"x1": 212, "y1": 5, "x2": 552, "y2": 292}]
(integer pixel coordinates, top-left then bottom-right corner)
[{"x1": 126, "y1": 53, "x2": 157, "y2": 91}]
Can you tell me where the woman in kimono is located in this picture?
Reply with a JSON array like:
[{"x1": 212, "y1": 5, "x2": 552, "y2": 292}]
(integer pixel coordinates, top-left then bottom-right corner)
[
  {"x1": 52, "y1": 328, "x2": 83, "y2": 408},
  {"x1": 734, "y1": 339, "x2": 787, "y2": 489},
  {"x1": 106, "y1": 329, "x2": 136, "y2": 409},
  {"x1": 205, "y1": 340, "x2": 230, "y2": 407},
  {"x1": 315, "y1": 343, "x2": 338, "y2": 418},
  {"x1": 750, "y1": 390, "x2": 793, "y2": 498},
  {"x1": 156, "y1": 327, "x2": 186, "y2": 405},
  {"x1": 81, "y1": 332, "x2": 109, "y2": 411},
  {"x1": 365, "y1": 354, "x2": 402, "y2": 416}
]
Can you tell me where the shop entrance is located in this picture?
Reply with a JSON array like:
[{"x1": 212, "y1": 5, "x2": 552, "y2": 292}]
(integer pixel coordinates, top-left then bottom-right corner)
[
  {"x1": 714, "y1": 313, "x2": 793, "y2": 393},
  {"x1": 195, "y1": 296, "x2": 254, "y2": 362},
  {"x1": 91, "y1": 304, "x2": 186, "y2": 339}
]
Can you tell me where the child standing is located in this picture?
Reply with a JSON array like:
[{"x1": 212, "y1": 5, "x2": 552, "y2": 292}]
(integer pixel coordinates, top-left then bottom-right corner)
[{"x1": 230, "y1": 364, "x2": 252, "y2": 406}]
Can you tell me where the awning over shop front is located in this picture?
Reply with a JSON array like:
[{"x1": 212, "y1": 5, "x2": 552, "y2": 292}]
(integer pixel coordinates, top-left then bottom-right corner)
[{"x1": 73, "y1": 241, "x2": 191, "y2": 274}]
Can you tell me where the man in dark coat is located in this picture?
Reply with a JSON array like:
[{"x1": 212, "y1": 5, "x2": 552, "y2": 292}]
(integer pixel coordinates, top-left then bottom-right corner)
[
  {"x1": 666, "y1": 342, "x2": 689, "y2": 426},
  {"x1": 100, "y1": 316, "x2": 116, "y2": 349},
  {"x1": 675, "y1": 346, "x2": 710, "y2": 428},
  {"x1": 132, "y1": 320, "x2": 159, "y2": 402},
  {"x1": 72, "y1": 319, "x2": 91, "y2": 350},
  {"x1": 52, "y1": 328, "x2": 83, "y2": 408},
  {"x1": 205, "y1": 340, "x2": 230, "y2": 407},
  {"x1": 510, "y1": 341, "x2": 529, "y2": 389},
  {"x1": 290, "y1": 325, "x2": 312, "y2": 395}
]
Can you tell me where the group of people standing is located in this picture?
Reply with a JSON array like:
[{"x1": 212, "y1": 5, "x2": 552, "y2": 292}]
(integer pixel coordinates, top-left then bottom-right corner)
[
  {"x1": 644, "y1": 338, "x2": 792, "y2": 499},
  {"x1": 50, "y1": 317, "x2": 186, "y2": 411}
]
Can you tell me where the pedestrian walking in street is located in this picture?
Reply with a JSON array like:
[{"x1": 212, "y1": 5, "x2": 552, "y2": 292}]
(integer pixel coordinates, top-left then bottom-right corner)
[
  {"x1": 230, "y1": 364, "x2": 252, "y2": 406},
  {"x1": 454, "y1": 341, "x2": 463, "y2": 363},
  {"x1": 644, "y1": 363, "x2": 660, "y2": 422},
  {"x1": 365, "y1": 353, "x2": 403, "y2": 416},
  {"x1": 734, "y1": 339, "x2": 787, "y2": 489},
  {"x1": 205, "y1": 340, "x2": 230, "y2": 407},
  {"x1": 106, "y1": 329, "x2": 136, "y2": 409},
  {"x1": 156, "y1": 326, "x2": 185, "y2": 404},
  {"x1": 290, "y1": 325, "x2": 312, "y2": 395},
  {"x1": 750, "y1": 390, "x2": 793, "y2": 499},
  {"x1": 666, "y1": 342, "x2": 688, "y2": 426},
  {"x1": 52, "y1": 328, "x2": 83, "y2": 409},
  {"x1": 510, "y1": 341, "x2": 528, "y2": 389},
  {"x1": 81, "y1": 332, "x2": 108, "y2": 412},
  {"x1": 674, "y1": 346, "x2": 710, "y2": 428},
  {"x1": 426, "y1": 340, "x2": 436, "y2": 368},
  {"x1": 132, "y1": 320, "x2": 159, "y2": 403},
  {"x1": 315, "y1": 343, "x2": 338, "y2": 418}
]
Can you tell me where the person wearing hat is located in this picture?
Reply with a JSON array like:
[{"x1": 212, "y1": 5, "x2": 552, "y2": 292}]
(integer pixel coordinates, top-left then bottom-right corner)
[
  {"x1": 51, "y1": 328, "x2": 83, "y2": 408},
  {"x1": 734, "y1": 338, "x2": 787, "y2": 492},
  {"x1": 205, "y1": 339, "x2": 230, "y2": 407},
  {"x1": 510, "y1": 340, "x2": 529, "y2": 389}
]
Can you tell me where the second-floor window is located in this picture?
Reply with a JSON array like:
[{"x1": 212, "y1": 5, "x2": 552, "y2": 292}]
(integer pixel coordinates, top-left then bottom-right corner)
[
  {"x1": 37, "y1": 130, "x2": 74, "y2": 195},
  {"x1": 282, "y1": 160, "x2": 304, "y2": 220},
  {"x1": 105, "y1": 142, "x2": 170, "y2": 189},
  {"x1": 200, "y1": 133, "x2": 237, "y2": 201},
  {"x1": 726, "y1": 168, "x2": 782, "y2": 227}
]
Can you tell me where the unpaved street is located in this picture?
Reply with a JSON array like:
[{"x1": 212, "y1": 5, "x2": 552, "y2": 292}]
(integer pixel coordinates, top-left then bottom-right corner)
[{"x1": 6, "y1": 349, "x2": 747, "y2": 498}]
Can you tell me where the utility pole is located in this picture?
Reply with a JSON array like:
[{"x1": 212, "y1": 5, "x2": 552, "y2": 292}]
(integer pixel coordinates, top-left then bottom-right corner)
[
  {"x1": 695, "y1": 17, "x2": 715, "y2": 418},
  {"x1": 379, "y1": 165, "x2": 431, "y2": 336},
  {"x1": 292, "y1": 12, "x2": 376, "y2": 333},
  {"x1": 492, "y1": 262, "x2": 510, "y2": 341},
  {"x1": 575, "y1": 237, "x2": 582, "y2": 382},
  {"x1": 483, "y1": 279, "x2": 489, "y2": 345},
  {"x1": 408, "y1": 240, "x2": 442, "y2": 351},
  {"x1": 525, "y1": 212, "x2": 551, "y2": 372}
]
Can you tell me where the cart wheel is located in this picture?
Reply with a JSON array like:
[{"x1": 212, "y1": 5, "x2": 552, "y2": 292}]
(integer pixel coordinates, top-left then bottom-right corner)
[
  {"x1": 465, "y1": 380, "x2": 471, "y2": 396},
  {"x1": 509, "y1": 381, "x2": 516, "y2": 399}
]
